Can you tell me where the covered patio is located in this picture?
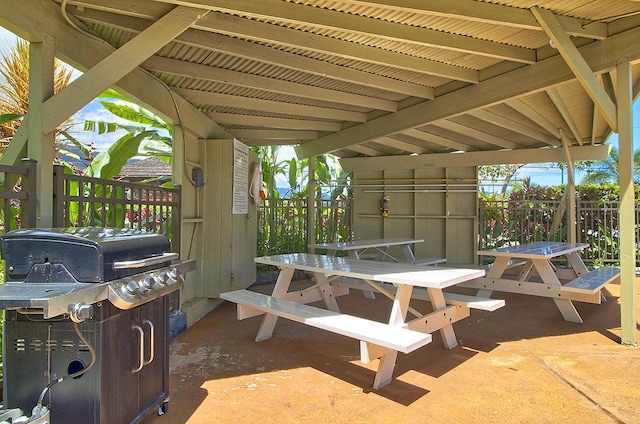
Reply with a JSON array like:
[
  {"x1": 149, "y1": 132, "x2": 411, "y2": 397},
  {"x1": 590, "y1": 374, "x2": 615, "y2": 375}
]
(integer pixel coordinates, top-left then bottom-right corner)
[{"x1": 0, "y1": 1, "x2": 639, "y2": 421}]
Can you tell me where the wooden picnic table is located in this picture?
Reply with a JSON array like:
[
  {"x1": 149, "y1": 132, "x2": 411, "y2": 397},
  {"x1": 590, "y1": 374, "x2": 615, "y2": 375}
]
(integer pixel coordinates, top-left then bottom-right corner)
[
  {"x1": 222, "y1": 253, "x2": 503, "y2": 389},
  {"x1": 461, "y1": 241, "x2": 620, "y2": 323}
]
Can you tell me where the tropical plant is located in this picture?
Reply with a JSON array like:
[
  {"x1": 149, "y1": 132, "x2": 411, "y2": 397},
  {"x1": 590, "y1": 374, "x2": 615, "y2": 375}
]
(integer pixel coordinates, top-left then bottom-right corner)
[
  {"x1": 0, "y1": 38, "x2": 87, "y2": 166},
  {"x1": 580, "y1": 146, "x2": 640, "y2": 185}
]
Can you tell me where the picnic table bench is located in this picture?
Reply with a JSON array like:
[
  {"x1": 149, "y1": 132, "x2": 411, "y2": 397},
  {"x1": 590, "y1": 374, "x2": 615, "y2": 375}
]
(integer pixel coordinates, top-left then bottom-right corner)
[
  {"x1": 461, "y1": 242, "x2": 620, "y2": 323},
  {"x1": 222, "y1": 253, "x2": 500, "y2": 389}
]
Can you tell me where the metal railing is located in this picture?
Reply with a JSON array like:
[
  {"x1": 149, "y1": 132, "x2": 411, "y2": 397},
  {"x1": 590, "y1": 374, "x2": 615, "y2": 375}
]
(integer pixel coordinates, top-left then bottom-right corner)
[
  {"x1": 257, "y1": 196, "x2": 353, "y2": 257},
  {"x1": 479, "y1": 198, "x2": 637, "y2": 265},
  {"x1": 0, "y1": 161, "x2": 635, "y2": 266}
]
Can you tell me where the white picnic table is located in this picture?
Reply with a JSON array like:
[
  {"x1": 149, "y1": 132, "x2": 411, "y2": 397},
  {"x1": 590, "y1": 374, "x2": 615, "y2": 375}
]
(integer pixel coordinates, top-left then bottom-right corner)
[
  {"x1": 308, "y1": 237, "x2": 446, "y2": 265},
  {"x1": 460, "y1": 241, "x2": 620, "y2": 323},
  {"x1": 309, "y1": 238, "x2": 446, "y2": 300},
  {"x1": 222, "y1": 253, "x2": 503, "y2": 389}
]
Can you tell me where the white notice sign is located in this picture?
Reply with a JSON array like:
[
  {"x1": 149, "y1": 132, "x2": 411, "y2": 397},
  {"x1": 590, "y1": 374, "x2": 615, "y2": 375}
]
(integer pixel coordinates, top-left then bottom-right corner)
[{"x1": 232, "y1": 139, "x2": 249, "y2": 214}]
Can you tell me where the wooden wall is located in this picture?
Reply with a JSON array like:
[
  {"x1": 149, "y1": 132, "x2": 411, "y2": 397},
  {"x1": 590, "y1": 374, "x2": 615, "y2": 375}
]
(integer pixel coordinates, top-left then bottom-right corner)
[{"x1": 352, "y1": 166, "x2": 478, "y2": 265}]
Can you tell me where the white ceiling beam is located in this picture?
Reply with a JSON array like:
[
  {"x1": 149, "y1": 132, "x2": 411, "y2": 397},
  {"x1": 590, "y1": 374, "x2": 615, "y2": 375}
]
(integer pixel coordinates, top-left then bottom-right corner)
[
  {"x1": 174, "y1": 88, "x2": 369, "y2": 123},
  {"x1": 208, "y1": 112, "x2": 342, "y2": 132},
  {"x1": 373, "y1": 137, "x2": 430, "y2": 154},
  {"x1": 42, "y1": 5, "x2": 207, "y2": 134},
  {"x1": 230, "y1": 129, "x2": 318, "y2": 140},
  {"x1": 194, "y1": 12, "x2": 479, "y2": 83},
  {"x1": 504, "y1": 98, "x2": 561, "y2": 140},
  {"x1": 546, "y1": 88, "x2": 584, "y2": 146},
  {"x1": 340, "y1": 0, "x2": 607, "y2": 39},
  {"x1": 164, "y1": 0, "x2": 535, "y2": 64},
  {"x1": 340, "y1": 144, "x2": 611, "y2": 172},
  {"x1": 347, "y1": 145, "x2": 385, "y2": 157},
  {"x1": 532, "y1": 7, "x2": 617, "y2": 131},
  {"x1": 431, "y1": 119, "x2": 519, "y2": 150},
  {"x1": 402, "y1": 128, "x2": 472, "y2": 152},
  {"x1": 467, "y1": 109, "x2": 559, "y2": 146},
  {"x1": 295, "y1": 24, "x2": 640, "y2": 158},
  {"x1": 144, "y1": 56, "x2": 397, "y2": 112},
  {"x1": 73, "y1": 7, "x2": 435, "y2": 98},
  {"x1": 241, "y1": 138, "x2": 301, "y2": 147}
]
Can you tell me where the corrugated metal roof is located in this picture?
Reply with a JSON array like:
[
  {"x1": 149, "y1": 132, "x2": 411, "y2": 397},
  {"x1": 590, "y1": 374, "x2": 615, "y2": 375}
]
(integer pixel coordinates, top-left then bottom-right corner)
[{"x1": 21, "y1": 0, "x2": 640, "y2": 159}]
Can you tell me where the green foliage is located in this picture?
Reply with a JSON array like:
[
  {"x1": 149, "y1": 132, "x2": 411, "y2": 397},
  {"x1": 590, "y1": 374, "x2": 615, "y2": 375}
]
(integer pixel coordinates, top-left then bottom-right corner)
[
  {"x1": 580, "y1": 147, "x2": 640, "y2": 185},
  {"x1": 85, "y1": 130, "x2": 155, "y2": 179},
  {"x1": 481, "y1": 181, "x2": 640, "y2": 265}
]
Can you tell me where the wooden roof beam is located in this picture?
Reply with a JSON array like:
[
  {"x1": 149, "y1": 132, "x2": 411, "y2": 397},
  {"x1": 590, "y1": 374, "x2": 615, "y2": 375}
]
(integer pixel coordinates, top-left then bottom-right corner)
[
  {"x1": 42, "y1": 5, "x2": 207, "y2": 134},
  {"x1": 194, "y1": 12, "x2": 479, "y2": 83},
  {"x1": 295, "y1": 24, "x2": 640, "y2": 158},
  {"x1": 467, "y1": 109, "x2": 559, "y2": 146},
  {"x1": 175, "y1": 89, "x2": 369, "y2": 123},
  {"x1": 504, "y1": 98, "x2": 561, "y2": 140},
  {"x1": 176, "y1": 0, "x2": 535, "y2": 64},
  {"x1": 546, "y1": 88, "x2": 584, "y2": 146},
  {"x1": 145, "y1": 56, "x2": 398, "y2": 112},
  {"x1": 73, "y1": 7, "x2": 436, "y2": 99},
  {"x1": 532, "y1": 7, "x2": 617, "y2": 131},
  {"x1": 340, "y1": 0, "x2": 607, "y2": 39},
  {"x1": 340, "y1": 144, "x2": 611, "y2": 172},
  {"x1": 433, "y1": 118, "x2": 519, "y2": 150}
]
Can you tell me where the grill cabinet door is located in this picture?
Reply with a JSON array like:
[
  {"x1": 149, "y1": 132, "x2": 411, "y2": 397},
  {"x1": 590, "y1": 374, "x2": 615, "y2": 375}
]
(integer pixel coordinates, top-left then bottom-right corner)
[{"x1": 100, "y1": 297, "x2": 169, "y2": 423}]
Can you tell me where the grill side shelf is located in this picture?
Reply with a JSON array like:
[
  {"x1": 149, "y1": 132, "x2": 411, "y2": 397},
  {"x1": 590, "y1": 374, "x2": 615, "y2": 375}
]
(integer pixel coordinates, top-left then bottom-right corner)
[{"x1": 0, "y1": 283, "x2": 109, "y2": 319}]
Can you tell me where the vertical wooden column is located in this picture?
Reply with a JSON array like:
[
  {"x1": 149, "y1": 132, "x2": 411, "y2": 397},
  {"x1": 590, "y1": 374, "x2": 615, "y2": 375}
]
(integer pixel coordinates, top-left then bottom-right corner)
[
  {"x1": 27, "y1": 35, "x2": 55, "y2": 227},
  {"x1": 307, "y1": 156, "x2": 316, "y2": 250},
  {"x1": 616, "y1": 61, "x2": 637, "y2": 347}
]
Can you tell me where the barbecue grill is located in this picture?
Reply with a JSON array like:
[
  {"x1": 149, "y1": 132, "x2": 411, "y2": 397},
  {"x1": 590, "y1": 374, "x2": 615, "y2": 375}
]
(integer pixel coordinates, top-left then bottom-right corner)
[{"x1": 0, "y1": 227, "x2": 196, "y2": 423}]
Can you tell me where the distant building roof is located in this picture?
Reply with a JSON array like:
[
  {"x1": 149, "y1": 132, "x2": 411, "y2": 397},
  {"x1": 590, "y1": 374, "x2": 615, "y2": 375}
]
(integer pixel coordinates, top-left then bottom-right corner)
[{"x1": 118, "y1": 157, "x2": 171, "y2": 178}]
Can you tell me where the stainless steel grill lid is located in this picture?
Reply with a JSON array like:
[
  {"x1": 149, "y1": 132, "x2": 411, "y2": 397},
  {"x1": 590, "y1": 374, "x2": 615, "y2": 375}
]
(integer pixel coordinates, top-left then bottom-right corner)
[
  {"x1": 0, "y1": 227, "x2": 195, "y2": 318},
  {"x1": 0, "y1": 227, "x2": 172, "y2": 283}
]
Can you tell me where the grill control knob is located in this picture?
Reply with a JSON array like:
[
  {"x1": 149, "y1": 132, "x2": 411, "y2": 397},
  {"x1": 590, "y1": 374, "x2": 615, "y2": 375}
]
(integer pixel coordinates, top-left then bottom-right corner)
[
  {"x1": 154, "y1": 273, "x2": 168, "y2": 288},
  {"x1": 141, "y1": 276, "x2": 154, "y2": 290},
  {"x1": 125, "y1": 281, "x2": 141, "y2": 295},
  {"x1": 166, "y1": 269, "x2": 179, "y2": 284}
]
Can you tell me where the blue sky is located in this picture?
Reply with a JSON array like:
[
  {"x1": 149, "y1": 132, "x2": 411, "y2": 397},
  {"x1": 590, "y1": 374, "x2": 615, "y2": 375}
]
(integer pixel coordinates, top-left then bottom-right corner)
[{"x1": 1, "y1": 26, "x2": 637, "y2": 186}]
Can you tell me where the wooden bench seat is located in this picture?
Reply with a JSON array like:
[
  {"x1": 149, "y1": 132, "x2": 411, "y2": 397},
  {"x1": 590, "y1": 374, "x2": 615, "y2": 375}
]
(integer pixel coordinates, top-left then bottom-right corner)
[
  {"x1": 333, "y1": 280, "x2": 505, "y2": 311},
  {"x1": 221, "y1": 289, "x2": 432, "y2": 354},
  {"x1": 561, "y1": 266, "x2": 620, "y2": 294}
]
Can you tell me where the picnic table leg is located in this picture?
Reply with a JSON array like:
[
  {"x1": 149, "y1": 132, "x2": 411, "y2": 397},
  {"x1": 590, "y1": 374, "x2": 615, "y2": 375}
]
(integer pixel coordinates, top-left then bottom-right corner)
[
  {"x1": 313, "y1": 272, "x2": 340, "y2": 312},
  {"x1": 532, "y1": 258, "x2": 583, "y2": 323},
  {"x1": 255, "y1": 267, "x2": 295, "y2": 341},
  {"x1": 427, "y1": 287, "x2": 458, "y2": 349},
  {"x1": 400, "y1": 244, "x2": 416, "y2": 263},
  {"x1": 348, "y1": 250, "x2": 377, "y2": 299},
  {"x1": 372, "y1": 284, "x2": 413, "y2": 389},
  {"x1": 476, "y1": 256, "x2": 511, "y2": 298}
]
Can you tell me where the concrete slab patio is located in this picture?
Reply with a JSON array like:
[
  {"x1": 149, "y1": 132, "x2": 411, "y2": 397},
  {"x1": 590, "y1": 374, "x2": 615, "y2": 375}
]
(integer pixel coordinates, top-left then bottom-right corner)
[{"x1": 143, "y1": 279, "x2": 640, "y2": 424}]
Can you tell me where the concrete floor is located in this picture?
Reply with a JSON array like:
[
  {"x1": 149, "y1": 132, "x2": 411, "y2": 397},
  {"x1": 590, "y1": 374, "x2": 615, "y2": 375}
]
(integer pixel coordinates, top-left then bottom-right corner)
[{"x1": 143, "y1": 279, "x2": 640, "y2": 424}]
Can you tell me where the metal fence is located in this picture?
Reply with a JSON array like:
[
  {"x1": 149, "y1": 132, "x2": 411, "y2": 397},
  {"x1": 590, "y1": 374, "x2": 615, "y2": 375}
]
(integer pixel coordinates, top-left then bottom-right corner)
[
  {"x1": 479, "y1": 198, "x2": 636, "y2": 265},
  {"x1": 257, "y1": 196, "x2": 353, "y2": 256},
  {"x1": 0, "y1": 161, "x2": 635, "y2": 266}
]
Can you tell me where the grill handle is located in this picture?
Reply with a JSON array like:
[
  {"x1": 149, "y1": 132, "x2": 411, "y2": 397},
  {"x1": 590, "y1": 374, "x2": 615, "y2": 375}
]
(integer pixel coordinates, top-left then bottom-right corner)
[
  {"x1": 132, "y1": 324, "x2": 145, "y2": 373},
  {"x1": 143, "y1": 319, "x2": 155, "y2": 366},
  {"x1": 113, "y1": 252, "x2": 179, "y2": 270}
]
